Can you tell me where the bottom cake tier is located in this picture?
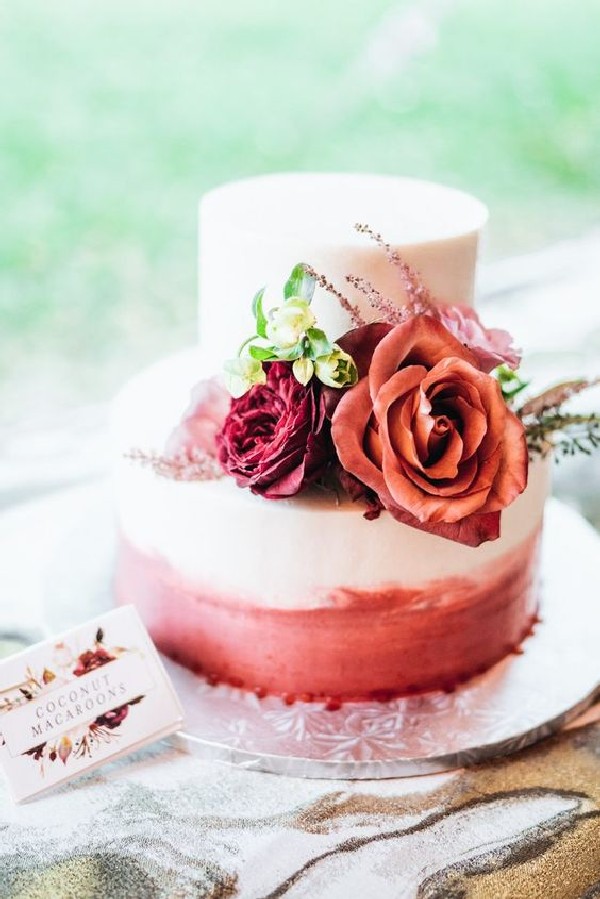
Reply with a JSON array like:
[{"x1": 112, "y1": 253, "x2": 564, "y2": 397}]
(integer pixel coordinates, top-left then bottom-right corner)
[
  {"x1": 112, "y1": 350, "x2": 551, "y2": 704},
  {"x1": 115, "y1": 528, "x2": 542, "y2": 703}
]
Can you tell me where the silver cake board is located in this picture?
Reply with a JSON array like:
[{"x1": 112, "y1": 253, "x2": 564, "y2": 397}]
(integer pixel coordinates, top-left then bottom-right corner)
[{"x1": 29, "y1": 490, "x2": 600, "y2": 779}]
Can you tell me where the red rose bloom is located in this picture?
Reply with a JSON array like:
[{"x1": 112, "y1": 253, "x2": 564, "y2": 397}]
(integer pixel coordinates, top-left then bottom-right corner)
[
  {"x1": 95, "y1": 704, "x2": 129, "y2": 729},
  {"x1": 73, "y1": 646, "x2": 115, "y2": 677},
  {"x1": 216, "y1": 362, "x2": 330, "y2": 498},
  {"x1": 331, "y1": 317, "x2": 528, "y2": 546}
]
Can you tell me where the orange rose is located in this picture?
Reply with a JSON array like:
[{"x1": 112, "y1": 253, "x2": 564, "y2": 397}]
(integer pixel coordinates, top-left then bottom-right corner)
[{"x1": 331, "y1": 317, "x2": 528, "y2": 546}]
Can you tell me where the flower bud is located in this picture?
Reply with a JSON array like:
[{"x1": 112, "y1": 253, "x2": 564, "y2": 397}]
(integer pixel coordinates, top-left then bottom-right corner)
[
  {"x1": 224, "y1": 357, "x2": 267, "y2": 398},
  {"x1": 265, "y1": 298, "x2": 316, "y2": 349},
  {"x1": 314, "y1": 346, "x2": 358, "y2": 389},
  {"x1": 292, "y1": 356, "x2": 314, "y2": 386}
]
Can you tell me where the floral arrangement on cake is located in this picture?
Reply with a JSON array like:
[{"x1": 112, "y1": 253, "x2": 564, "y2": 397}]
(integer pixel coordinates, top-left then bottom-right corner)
[{"x1": 129, "y1": 225, "x2": 599, "y2": 547}]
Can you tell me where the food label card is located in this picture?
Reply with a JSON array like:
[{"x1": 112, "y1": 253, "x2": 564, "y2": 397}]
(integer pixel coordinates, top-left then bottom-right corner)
[{"x1": 0, "y1": 605, "x2": 184, "y2": 802}]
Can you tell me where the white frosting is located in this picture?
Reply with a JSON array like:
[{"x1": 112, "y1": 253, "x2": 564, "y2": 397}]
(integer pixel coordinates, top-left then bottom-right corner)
[
  {"x1": 198, "y1": 174, "x2": 488, "y2": 371},
  {"x1": 113, "y1": 350, "x2": 551, "y2": 609}
]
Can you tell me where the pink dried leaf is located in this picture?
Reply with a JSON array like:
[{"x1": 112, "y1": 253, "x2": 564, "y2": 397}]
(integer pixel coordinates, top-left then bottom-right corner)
[
  {"x1": 519, "y1": 378, "x2": 600, "y2": 418},
  {"x1": 57, "y1": 736, "x2": 72, "y2": 765}
]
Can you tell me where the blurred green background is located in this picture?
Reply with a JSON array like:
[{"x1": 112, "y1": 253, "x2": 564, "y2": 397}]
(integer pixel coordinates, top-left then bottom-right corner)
[{"x1": 1, "y1": 0, "x2": 599, "y2": 421}]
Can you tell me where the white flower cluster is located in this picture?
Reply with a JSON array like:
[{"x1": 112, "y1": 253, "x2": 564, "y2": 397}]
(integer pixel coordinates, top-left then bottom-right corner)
[{"x1": 224, "y1": 264, "x2": 358, "y2": 398}]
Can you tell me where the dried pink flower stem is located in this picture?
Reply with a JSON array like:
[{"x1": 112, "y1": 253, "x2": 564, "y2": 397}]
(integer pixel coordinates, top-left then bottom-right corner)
[
  {"x1": 126, "y1": 448, "x2": 224, "y2": 482},
  {"x1": 345, "y1": 275, "x2": 406, "y2": 325},
  {"x1": 354, "y1": 222, "x2": 435, "y2": 313},
  {"x1": 306, "y1": 266, "x2": 366, "y2": 327},
  {"x1": 519, "y1": 377, "x2": 600, "y2": 418}
]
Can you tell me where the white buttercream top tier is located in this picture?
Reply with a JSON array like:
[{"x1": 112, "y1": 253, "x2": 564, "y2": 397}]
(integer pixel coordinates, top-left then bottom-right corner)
[{"x1": 198, "y1": 173, "x2": 488, "y2": 370}]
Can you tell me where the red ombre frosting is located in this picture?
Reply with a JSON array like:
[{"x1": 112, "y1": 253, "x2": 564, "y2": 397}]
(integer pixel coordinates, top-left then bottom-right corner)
[{"x1": 115, "y1": 525, "x2": 542, "y2": 702}]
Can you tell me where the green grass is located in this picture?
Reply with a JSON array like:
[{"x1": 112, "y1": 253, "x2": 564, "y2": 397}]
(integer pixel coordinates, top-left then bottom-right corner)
[{"x1": 1, "y1": 0, "x2": 599, "y2": 417}]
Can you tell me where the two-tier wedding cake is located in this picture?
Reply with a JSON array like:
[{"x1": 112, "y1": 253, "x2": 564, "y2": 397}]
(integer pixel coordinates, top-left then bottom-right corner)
[{"x1": 113, "y1": 173, "x2": 553, "y2": 704}]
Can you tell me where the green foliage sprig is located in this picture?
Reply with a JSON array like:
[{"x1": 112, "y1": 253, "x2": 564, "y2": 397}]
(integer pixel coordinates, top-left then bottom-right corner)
[
  {"x1": 525, "y1": 412, "x2": 600, "y2": 459},
  {"x1": 224, "y1": 263, "x2": 358, "y2": 397},
  {"x1": 517, "y1": 377, "x2": 600, "y2": 460}
]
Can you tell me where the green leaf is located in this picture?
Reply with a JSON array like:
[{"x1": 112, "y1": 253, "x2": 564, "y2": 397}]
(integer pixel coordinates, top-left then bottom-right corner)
[
  {"x1": 503, "y1": 381, "x2": 530, "y2": 401},
  {"x1": 251, "y1": 287, "x2": 264, "y2": 317},
  {"x1": 305, "y1": 327, "x2": 332, "y2": 360},
  {"x1": 494, "y1": 365, "x2": 529, "y2": 403},
  {"x1": 249, "y1": 344, "x2": 277, "y2": 361},
  {"x1": 276, "y1": 342, "x2": 305, "y2": 361},
  {"x1": 284, "y1": 263, "x2": 316, "y2": 303},
  {"x1": 252, "y1": 288, "x2": 268, "y2": 338}
]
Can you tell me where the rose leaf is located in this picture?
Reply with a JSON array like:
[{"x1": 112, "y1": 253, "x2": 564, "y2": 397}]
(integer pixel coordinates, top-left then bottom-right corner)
[
  {"x1": 306, "y1": 327, "x2": 332, "y2": 360},
  {"x1": 248, "y1": 344, "x2": 277, "y2": 362},
  {"x1": 252, "y1": 288, "x2": 268, "y2": 338},
  {"x1": 276, "y1": 343, "x2": 305, "y2": 361},
  {"x1": 284, "y1": 263, "x2": 316, "y2": 303}
]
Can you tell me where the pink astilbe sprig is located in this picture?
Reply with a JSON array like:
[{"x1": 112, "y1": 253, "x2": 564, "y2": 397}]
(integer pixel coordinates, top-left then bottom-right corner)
[
  {"x1": 125, "y1": 448, "x2": 224, "y2": 482},
  {"x1": 305, "y1": 266, "x2": 366, "y2": 327},
  {"x1": 354, "y1": 223, "x2": 435, "y2": 314},
  {"x1": 345, "y1": 275, "x2": 407, "y2": 326}
]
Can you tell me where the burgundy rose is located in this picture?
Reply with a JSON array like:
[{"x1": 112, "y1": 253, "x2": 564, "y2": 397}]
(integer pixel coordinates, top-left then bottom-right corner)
[
  {"x1": 95, "y1": 704, "x2": 129, "y2": 730},
  {"x1": 331, "y1": 317, "x2": 528, "y2": 546},
  {"x1": 216, "y1": 362, "x2": 330, "y2": 498},
  {"x1": 73, "y1": 647, "x2": 115, "y2": 677}
]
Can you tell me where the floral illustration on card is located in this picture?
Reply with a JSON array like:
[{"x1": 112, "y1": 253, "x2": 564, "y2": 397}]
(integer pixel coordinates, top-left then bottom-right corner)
[{"x1": 0, "y1": 626, "x2": 145, "y2": 774}]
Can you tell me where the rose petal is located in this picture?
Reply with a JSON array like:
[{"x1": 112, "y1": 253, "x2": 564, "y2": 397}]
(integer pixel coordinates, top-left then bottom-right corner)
[
  {"x1": 374, "y1": 366, "x2": 427, "y2": 467},
  {"x1": 323, "y1": 322, "x2": 394, "y2": 418},
  {"x1": 332, "y1": 378, "x2": 391, "y2": 501},
  {"x1": 337, "y1": 322, "x2": 394, "y2": 378},
  {"x1": 403, "y1": 454, "x2": 479, "y2": 498},
  {"x1": 412, "y1": 390, "x2": 434, "y2": 461},
  {"x1": 166, "y1": 376, "x2": 231, "y2": 457},
  {"x1": 422, "y1": 427, "x2": 464, "y2": 479},
  {"x1": 481, "y1": 408, "x2": 529, "y2": 512},
  {"x1": 364, "y1": 420, "x2": 383, "y2": 468},
  {"x1": 386, "y1": 503, "x2": 501, "y2": 546},
  {"x1": 369, "y1": 316, "x2": 478, "y2": 402},
  {"x1": 424, "y1": 358, "x2": 506, "y2": 462}
]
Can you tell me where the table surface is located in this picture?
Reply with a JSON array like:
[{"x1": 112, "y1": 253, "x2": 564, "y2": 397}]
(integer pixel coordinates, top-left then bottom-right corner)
[
  {"x1": 0, "y1": 485, "x2": 599, "y2": 899},
  {"x1": 1, "y1": 245, "x2": 600, "y2": 898}
]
